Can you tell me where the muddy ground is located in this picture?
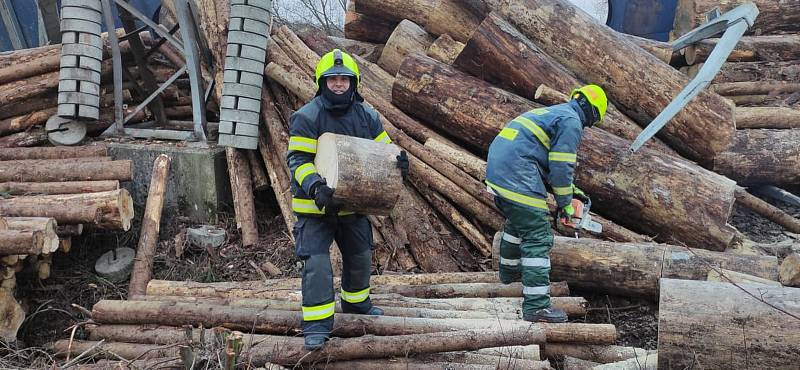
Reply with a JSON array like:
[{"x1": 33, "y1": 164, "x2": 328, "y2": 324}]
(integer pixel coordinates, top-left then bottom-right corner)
[{"x1": 1, "y1": 190, "x2": 798, "y2": 368}]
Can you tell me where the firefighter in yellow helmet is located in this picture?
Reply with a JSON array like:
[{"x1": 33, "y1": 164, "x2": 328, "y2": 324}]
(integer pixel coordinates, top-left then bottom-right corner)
[
  {"x1": 286, "y1": 49, "x2": 409, "y2": 350},
  {"x1": 485, "y1": 84, "x2": 607, "y2": 323}
]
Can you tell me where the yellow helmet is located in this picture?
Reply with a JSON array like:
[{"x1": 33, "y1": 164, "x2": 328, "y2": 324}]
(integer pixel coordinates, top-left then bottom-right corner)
[
  {"x1": 315, "y1": 49, "x2": 360, "y2": 90},
  {"x1": 570, "y1": 84, "x2": 608, "y2": 122}
]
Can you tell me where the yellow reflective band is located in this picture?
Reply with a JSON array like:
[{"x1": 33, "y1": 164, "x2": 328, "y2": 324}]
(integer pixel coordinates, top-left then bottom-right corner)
[
  {"x1": 549, "y1": 151, "x2": 577, "y2": 163},
  {"x1": 288, "y1": 136, "x2": 317, "y2": 154},
  {"x1": 374, "y1": 131, "x2": 392, "y2": 144},
  {"x1": 340, "y1": 287, "x2": 370, "y2": 303},
  {"x1": 553, "y1": 186, "x2": 573, "y2": 196},
  {"x1": 294, "y1": 163, "x2": 317, "y2": 186},
  {"x1": 292, "y1": 198, "x2": 324, "y2": 215},
  {"x1": 498, "y1": 127, "x2": 519, "y2": 141},
  {"x1": 485, "y1": 181, "x2": 548, "y2": 210},
  {"x1": 513, "y1": 116, "x2": 551, "y2": 149},
  {"x1": 529, "y1": 108, "x2": 549, "y2": 115},
  {"x1": 302, "y1": 301, "x2": 335, "y2": 321}
]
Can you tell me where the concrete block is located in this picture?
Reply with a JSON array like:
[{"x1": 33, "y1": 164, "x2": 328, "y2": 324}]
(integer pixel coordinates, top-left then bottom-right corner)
[
  {"x1": 187, "y1": 225, "x2": 227, "y2": 249},
  {"x1": 108, "y1": 142, "x2": 231, "y2": 224}
]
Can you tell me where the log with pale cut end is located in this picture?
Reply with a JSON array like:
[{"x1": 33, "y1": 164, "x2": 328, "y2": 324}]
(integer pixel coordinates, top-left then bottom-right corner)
[
  {"x1": 0, "y1": 180, "x2": 119, "y2": 195},
  {"x1": 394, "y1": 54, "x2": 739, "y2": 250},
  {"x1": 734, "y1": 188, "x2": 800, "y2": 234},
  {"x1": 707, "y1": 268, "x2": 782, "y2": 286},
  {"x1": 779, "y1": 253, "x2": 800, "y2": 287},
  {"x1": 0, "y1": 230, "x2": 51, "y2": 255},
  {"x1": 0, "y1": 108, "x2": 56, "y2": 136},
  {"x1": 714, "y1": 60, "x2": 800, "y2": 83},
  {"x1": 712, "y1": 129, "x2": 800, "y2": 186},
  {"x1": 424, "y1": 138, "x2": 485, "y2": 180},
  {"x1": 378, "y1": 20, "x2": 434, "y2": 75},
  {"x1": 264, "y1": 62, "x2": 315, "y2": 102},
  {"x1": 424, "y1": 0, "x2": 483, "y2": 43},
  {"x1": 623, "y1": 34, "x2": 676, "y2": 64},
  {"x1": 315, "y1": 133, "x2": 403, "y2": 216},
  {"x1": 59, "y1": 237, "x2": 72, "y2": 253},
  {"x1": 344, "y1": 0, "x2": 397, "y2": 43},
  {"x1": 483, "y1": 0, "x2": 735, "y2": 162},
  {"x1": 551, "y1": 237, "x2": 779, "y2": 297},
  {"x1": 658, "y1": 278, "x2": 800, "y2": 369},
  {"x1": 2, "y1": 216, "x2": 59, "y2": 254},
  {"x1": 426, "y1": 34, "x2": 465, "y2": 65},
  {"x1": 0, "y1": 160, "x2": 131, "y2": 183},
  {"x1": 128, "y1": 155, "x2": 170, "y2": 296},
  {"x1": 90, "y1": 300, "x2": 616, "y2": 343},
  {"x1": 226, "y1": 148, "x2": 258, "y2": 247},
  {"x1": 711, "y1": 81, "x2": 800, "y2": 96},
  {"x1": 735, "y1": 107, "x2": 800, "y2": 129},
  {"x1": 543, "y1": 344, "x2": 650, "y2": 364},
  {"x1": 0, "y1": 189, "x2": 135, "y2": 230},
  {"x1": 0, "y1": 288, "x2": 24, "y2": 341},
  {"x1": 673, "y1": 0, "x2": 800, "y2": 37},
  {"x1": 685, "y1": 35, "x2": 800, "y2": 64},
  {"x1": 592, "y1": 352, "x2": 657, "y2": 369},
  {"x1": 353, "y1": 0, "x2": 433, "y2": 28}
]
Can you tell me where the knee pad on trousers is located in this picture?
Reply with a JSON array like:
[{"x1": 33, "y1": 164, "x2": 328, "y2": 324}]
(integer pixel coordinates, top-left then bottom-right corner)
[{"x1": 302, "y1": 254, "x2": 334, "y2": 306}]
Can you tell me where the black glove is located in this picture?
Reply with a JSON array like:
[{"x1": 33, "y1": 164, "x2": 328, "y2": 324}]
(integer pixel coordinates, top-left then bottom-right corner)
[
  {"x1": 312, "y1": 180, "x2": 336, "y2": 212},
  {"x1": 396, "y1": 150, "x2": 409, "y2": 181}
]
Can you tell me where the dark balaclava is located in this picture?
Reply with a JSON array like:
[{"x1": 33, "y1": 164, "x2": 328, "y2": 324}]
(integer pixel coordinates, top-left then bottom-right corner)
[
  {"x1": 319, "y1": 75, "x2": 357, "y2": 115},
  {"x1": 574, "y1": 93, "x2": 600, "y2": 128}
]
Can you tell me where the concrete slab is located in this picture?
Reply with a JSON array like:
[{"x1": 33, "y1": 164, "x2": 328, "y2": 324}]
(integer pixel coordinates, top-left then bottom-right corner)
[{"x1": 108, "y1": 142, "x2": 231, "y2": 224}]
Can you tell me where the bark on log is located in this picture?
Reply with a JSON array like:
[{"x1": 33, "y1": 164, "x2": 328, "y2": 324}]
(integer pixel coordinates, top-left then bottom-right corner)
[
  {"x1": 57, "y1": 224, "x2": 83, "y2": 237},
  {"x1": 344, "y1": 0, "x2": 397, "y2": 43},
  {"x1": 378, "y1": 20, "x2": 435, "y2": 75},
  {"x1": 706, "y1": 268, "x2": 781, "y2": 286},
  {"x1": 315, "y1": 133, "x2": 403, "y2": 216},
  {"x1": 264, "y1": 63, "x2": 316, "y2": 102},
  {"x1": 0, "y1": 128, "x2": 48, "y2": 148},
  {"x1": 711, "y1": 81, "x2": 800, "y2": 96},
  {"x1": 225, "y1": 148, "x2": 258, "y2": 247},
  {"x1": 1, "y1": 216, "x2": 59, "y2": 254},
  {"x1": 374, "y1": 282, "x2": 568, "y2": 298},
  {"x1": 779, "y1": 253, "x2": 800, "y2": 287},
  {"x1": 551, "y1": 236, "x2": 779, "y2": 297},
  {"x1": 353, "y1": 0, "x2": 434, "y2": 27},
  {"x1": 592, "y1": 352, "x2": 657, "y2": 370},
  {"x1": 0, "y1": 189, "x2": 135, "y2": 230},
  {"x1": 564, "y1": 356, "x2": 601, "y2": 369},
  {"x1": 417, "y1": 353, "x2": 550, "y2": 370},
  {"x1": 714, "y1": 60, "x2": 800, "y2": 83},
  {"x1": 258, "y1": 85, "x2": 296, "y2": 232},
  {"x1": 0, "y1": 160, "x2": 132, "y2": 182},
  {"x1": 0, "y1": 108, "x2": 56, "y2": 136},
  {"x1": 735, "y1": 107, "x2": 800, "y2": 129},
  {"x1": 673, "y1": 0, "x2": 800, "y2": 37},
  {"x1": 296, "y1": 28, "x2": 385, "y2": 64},
  {"x1": 375, "y1": 296, "x2": 586, "y2": 317},
  {"x1": 658, "y1": 278, "x2": 800, "y2": 369},
  {"x1": 91, "y1": 300, "x2": 616, "y2": 343},
  {"x1": 0, "y1": 289, "x2": 24, "y2": 341},
  {"x1": 304, "y1": 360, "x2": 494, "y2": 370},
  {"x1": 394, "y1": 53, "x2": 739, "y2": 250},
  {"x1": 0, "y1": 230, "x2": 51, "y2": 255},
  {"x1": 543, "y1": 344, "x2": 650, "y2": 364},
  {"x1": 128, "y1": 155, "x2": 170, "y2": 297},
  {"x1": 685, "y1": 35, "x2": 800, "y2": 64},
  {"x1": 425, "y1": 0, "x2": 484, "y2": 43},
  {"x1": 246, "y1": 149, "x2": 270, "y2": 191},
  {"x1": 734, "y1": 188, "x2": 800, "y2": 234},
  {"x1": 623, "y1": 34, "x2": 677, "y2": 65},
  {"x1": 483, "y1": 0, "x2": 736, "y2": 162},
  {"x1": 727, "y1": 94, "x2": 789, "y2": 106},
  {"x1": 712, "y1": 129, "x2": 800, "y2": 186},
  {"x1": 59, "y1": 237, "x2": 72, "y2": 253},
  {"x1": 427, "y1": 34, "x2": 465, "y2": 65},
  {"x1": 424, "y1": 138, "x2": 485, "y2": 180},
  {"x1": 52, "y1": 340, "x2": 179, "y2": 360},
  {"x1": 0, "y1": 181, "x2": 119, "y2": 195}
]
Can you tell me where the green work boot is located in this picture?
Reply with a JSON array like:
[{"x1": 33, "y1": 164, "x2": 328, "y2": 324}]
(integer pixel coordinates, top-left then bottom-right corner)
[{"x1": 523, "y1": 307, "x2": 568, "y2": 323}]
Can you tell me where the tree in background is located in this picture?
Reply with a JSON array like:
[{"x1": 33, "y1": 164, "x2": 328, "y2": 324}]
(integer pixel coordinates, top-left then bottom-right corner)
[{"x1": 273, "y1": 0, "x2": 346, "y2": 36}]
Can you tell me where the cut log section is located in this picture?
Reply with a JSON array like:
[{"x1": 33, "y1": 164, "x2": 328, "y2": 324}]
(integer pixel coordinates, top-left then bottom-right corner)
[
  {"x1": 711, "y1": 81, "x2": 800, "y2": 96},
  {"x1": 426, "y1": 34, "x2": 465, "y2": 65},
  {"x1": 735, "y1": 107, "x2": 800, "y2": 129},
  {"x1": 423, "y1": 138, "x2": 485, "y2": 180},
  {"x1": 543, "y1": 344, "x2": 650, "y2": 364},
  {"x1": 0, "y1": 145, "x2": 106, "y2": 161},
  {"x1": 0, "y1": 160, "x2": 132, "y2": 182},
  {"x1": 658, "y1": 278, "x2": 800, "y2": 369},
  {"x1": 684, "y1": 35, "x2": 800, "y2": 64},
  {"x1": 706, "y1": 268, "x2": 781, "y2": 286},
  {"x1": 713, "y1": 60, "x2": 800, "y2": 83},
  {"x1": 712, "y1": 129, "x2": 800, "y2": 186},
  {"x1": 673, "y1": 0, "x2": 800, "y2": 36},
  {"x1": 0, "y1": 289, "x2": 24, "y2": 341},
  {"x1": 0, "y1": 108, "x2": 56, "y2": 136},
  {"x1": 0, "y1": 230, "x2": 54, "y2": 255},
  {"x1": 344, "y1": 0, "x2": 397, "y2": 43},
  {"x1": 0, "y1": 189, "x2": 135, "y2": 230},
  {"x1": 424, "y1": 0, "x2": 484, "y2": 43},
  {"x1": 0, "y1": 180, "x2": 119, "y2": 195},
  {"x1": 733, "y1": 188, "x2": 800, "y2": 234},
  {"x1": 353, "y1": 0, "x2": 433, "y2": 28},
  {"x1": 225, "y1": 148, "x2": 258, "y2": 247},
  {"x1": 1, "y1": 216, "x2": 59, "y2": 254},
  {"x1": 378, "y1": 20, "x2": 434, "y2": 75},
  {"x1": 315, "y1": 133, "x2": 403, "y2": 216},
  {"x1": 779, "y1": 253, "x2": 800, "y2": 287}
]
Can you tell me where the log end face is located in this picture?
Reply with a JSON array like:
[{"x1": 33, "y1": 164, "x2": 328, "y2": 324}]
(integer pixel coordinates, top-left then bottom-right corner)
[
  {"x1": 118, "y1": 189, "x2": 135, "y2": 231},
  {"x1": 779, "y1": 253, "x2": 800, "y2": 287}
]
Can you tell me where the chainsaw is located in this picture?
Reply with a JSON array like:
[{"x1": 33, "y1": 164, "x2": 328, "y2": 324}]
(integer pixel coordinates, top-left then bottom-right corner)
[{"x1": 558, "y1": 197, "x2": 603, "y2": 237}]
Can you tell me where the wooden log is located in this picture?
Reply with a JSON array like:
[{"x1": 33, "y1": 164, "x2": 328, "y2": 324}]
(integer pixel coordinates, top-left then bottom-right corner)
[
  {"x1": 57, "y1": 224, "x2": 83, "y2": 237},
  {"x1": 713, "y1": 129, "x2": 800, "y2": 186},
  {"x1": 91, "y1": 300, "x2": 616, "y2": 343},
  {"x1": 592, "y1": 352, "x2": 657, "y2": 370},
  {"x1": 0, "y1": 230, "x2": 51, "y2": 255},
  {"x1": 658, "y1": 278, "x2": 800, "y2": 369},
  {"x1": 0, "y1": 181, "x2": 119, "y2": 195},
  {"x1": 551, "y1": 236, "x2": 778, "y2": 297},
  {"x1": 75, "y1": 358, "x2": 184, "y2": 370},
  {"x1": 374, "y1": 282, "x2": 568, "y2": 298},
  {"x1": 344, "y1": 0, "x2": 397, "y2": 43},
  {"x1": 258, "y1": 85, "x2": 296, "y2": 232},
  {"x1": 378, "y1": 20, "x2": 435, "y2": 75},
  {"x1": 734, "y1": 188, "x2": 800, "y2": 234},
  {"x1": 2, "y1": 216, "x2": 59, "y2": 254},
  {"x1": 0, "y1": 93, "x2": 55, "y2": 120},
  {"x1": 354, "y1": 0, "x2": 434, "y2": 27},
  {"x1": 735, "y1": 107, "x2": 800, "y2": 129},
  {"x1": 427, "y1": 34, "x2": 465, "y2": 65},
  {"x1": 52, "y1": 340, "x2": 180, "y2": 360},
  {"x1": 0, "y1": 189, "x2": 135, "y2": 230},
  {"x1": 0, "y1": 71, "x2": 58, "y2": 107},
  {"x1": 315, "y1": 133, "x2": 403, "y2": 216},
  {"x1": 296, "y1": 28, "x2": 385, "y2": 64},
  {"x1": 305, "y1": 360, "x2": 494, "y2": 370},
  {"x1": 714, "y1": 60, "x2": 800, "y2": 83},
  {"x1": 374, "y1": 295, "x2": 586, "y2": 316},
  {"x1": 59, "y1": 237, "x2": 72, "y2": 253},
  {"x1": 482, "y1": 0, "x2": 736, "y2": 162},
  {"x1": 128, "y1": 155, "x2": 170, "y2": 296},
  {"x1": 0, "y1": 108, "x2": 56, "y2": 136},
  {"x1": 543, "y1": 344, "x2": 650, "y2": 364},
  {"x1": 225, "y1": 148, "x2": 258, "y2": 247},
  {"x1": 711, "y1": 81, "x2": 800, "y2": 96},
  {"x1": 623, "y1": 34, "x2": 676, "y2": 65},
  {"x1": 685, "y1": 35, "x2": 800, "y2": 64},
  {"x1": 564, "y1": 356, "x2": 601, "y2": 370},
  {"x1": 417, "y1": 352, "x2": 550, "y2": 369},
  {"x1": 264, "y1": 63, "x2": 316, "y2": 102},
  {"x1": 245, "y1": 150, "x2": 270, "y2": 191},
  {"x1": 424, "y1": 138, "x2": 485, "y2": 180},
  {"x1": 0, "y1": 128, "x2": 48, "y2": 148},
  {"x1": 394, "y1": 53, "x2": 739, "y2": 250},
  {"x1": 0, "y1": 160, "x2": 132, "y2": 183},
  {"x1": 0, "y1": 288, "x2": 24, "y2": 341},
  {"x1": 728, "y1": 94, "x2": 788, "y2": 106},
  {"x1": 475, "y1": 345, "x2": 541, "y2": 361},
  {"x1": 673, "y1": 0, "x2": 800, "y2": 37},
  {"x1": 779, "y1": 253, "x2": 800, "y2": 287},
  {"x1": 424, "y1": 0, "x2": 484, "y2": 43},
  {"x1": 707, "y1": 268, "x2": 782, "y2": 286}
]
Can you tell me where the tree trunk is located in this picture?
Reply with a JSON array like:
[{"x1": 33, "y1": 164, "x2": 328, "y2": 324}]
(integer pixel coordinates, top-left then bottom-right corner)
[
  {"x1": 673, "y1": 0, "x2": 800, "y2": 37},
  {"x1": 592, "y1": 353, "x2": 657, "y2": 370},
  {"x1": 264, "y1": 63, "x2": 316, "y2": 102},
  {"x1": 711, "y1": 81, "x2": 800, "y2": 96},
  {"x1": 714, "y1": 60, "x2": 800, "y2": 83},
  {"x1": 225, "y1": 148, "x2": 258, "y2": 247},
  {"x1": 2, "y1": 216, "x2": 59, "y2": 254},
  {"x1": 246, "y1": 150, "x2": 270, "y2": 191},
  {"x1": 344, "y1": 0, "x2": 397, "y2": 43},
  {"x1": 394, "y1": 53, "x2": 739, "y2": 250},
  {"x1": 0, "y1": 128, "x2": 48, "y2": 148},
  {"x1": 423, "y1": 138, "x2": 485, "y2": 180},
  {"x1": 658, "y1": 278, "x2": 800, "y2": 369},
  {"x1": 91, "y1": 300, "x2": 615, "y2": 343},
  {"x1": 684, "y1": 35, "x2": 800, "y2": 64},
  {"x1": 623, "y1": 34, "x2": 677, "y2": 65},
  {"x1": 427, "y1": 34, "x2": 465, "y2": 65},
  {"x1": 258, "y1": 85, "x2": 296, "y2": 232},
  {"x1": 0, "y1": 189, "x2": 134, "y2": 230},
  {"x1": 424, "y1": 0, "x2": 484, "y2": 43},
  {"x1": 128, "y1": 155, "x2": 170, "y2": 297},
  {"x1": 734, "y1": 188, "x2": 800, "y2": 234},
  {"x1": 378, "y1": 20, "x2": 434, "y2": 75},
  {"x1": 0, "y1": 108, "x2": 56, "y2": 136},
  {"x1": 0, "y1": 181, "x2": 119, "y2": 195},
  {"x1": 353, "y1": 0, "x2": 434, "y2": 28},
  {"x1": 706, "y1": 268, "x2": 781, "y2": 286},
  {"x1": 779, "y1": 253, "x2": 800, "y2": 287},
  {"x1": 728, "y1": 94, "x2": 789, "y2": 106},
  {"x1": 712, "y1": 129, "x2": 800, "y2": 186},
  {"x1": 52, "y1": 340, "x2": 179, "y2": 360},
  {"x1": 315, "y1": 133, "x2": 403, "y2": 216},
  {"x1": 483, "y1": 0, "x2": 735, "y2": 163},
  {"x1": 550, "y1": 236, "x2": 778, "y2": 297},
  {"x1": 0, "y1": 230, "x2": 51, "y2": 255},
  {"x1": 416, "y1": 353, "x2": 550, "y2": 370},
  {"x1": 543, "y1": 344, "x2": 650, "y2": 364},
  {"x1": 0, "y1": 160, "x2": 132, "y2": 182},
  {"x1": 0, "y1": 144, "x2": 106, "y2": 160},
  {"x1": 735, "y1": 107, "x2": 800, "y2": 129}
]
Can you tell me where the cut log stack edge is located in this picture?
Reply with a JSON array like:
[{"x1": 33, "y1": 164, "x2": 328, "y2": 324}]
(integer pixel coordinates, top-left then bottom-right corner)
[{"x1": 1, "y1": 0, "x2": 800, "y2": 368}]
